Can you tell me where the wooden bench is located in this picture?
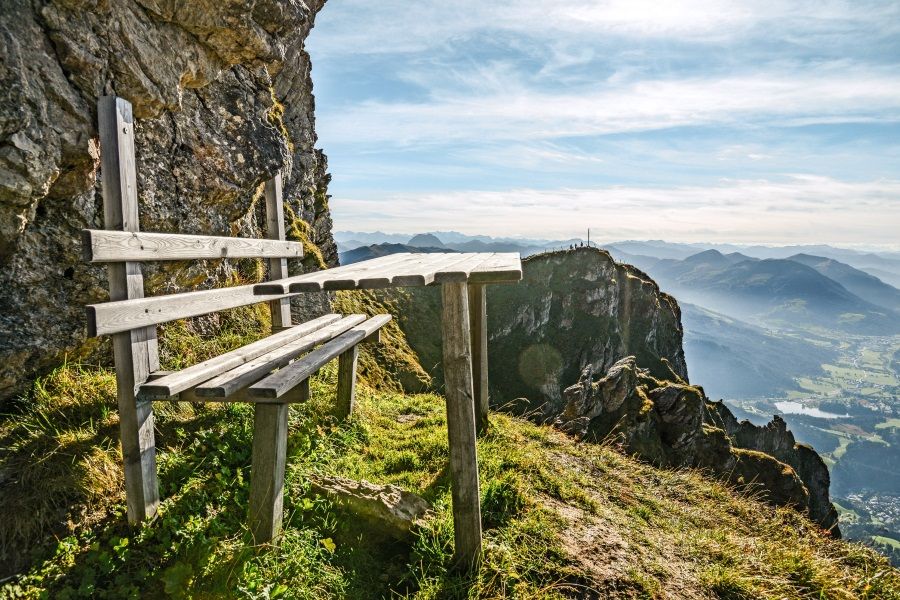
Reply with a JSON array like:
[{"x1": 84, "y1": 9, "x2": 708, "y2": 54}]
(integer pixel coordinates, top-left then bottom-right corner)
[
  {"x1": 84, "y1": 96, "x2": 390, "y2": 544},
  {"x1": 86, "y1": 95, "x2": 523, "y2": 568}
]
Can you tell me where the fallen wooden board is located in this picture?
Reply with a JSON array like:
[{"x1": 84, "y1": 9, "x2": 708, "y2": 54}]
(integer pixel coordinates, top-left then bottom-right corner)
[{"x1": 82, "y1": 230, "x2": 304, "y2": 262}]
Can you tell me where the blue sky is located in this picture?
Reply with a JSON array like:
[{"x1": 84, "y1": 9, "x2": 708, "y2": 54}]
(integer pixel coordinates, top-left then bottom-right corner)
[{"x1": 307, "y1": 0, "x2": 900, "y2": 247}]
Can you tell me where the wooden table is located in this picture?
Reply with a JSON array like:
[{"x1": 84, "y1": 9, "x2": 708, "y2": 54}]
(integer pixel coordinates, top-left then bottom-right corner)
[{"x1": 255, "y1": 252, "x2": 522, "y2": 567}]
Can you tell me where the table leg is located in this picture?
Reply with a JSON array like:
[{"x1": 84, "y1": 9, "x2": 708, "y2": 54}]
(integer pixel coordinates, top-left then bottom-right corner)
[{"x1": 440, "y1": 282, "x2": 483, "y2": 569}]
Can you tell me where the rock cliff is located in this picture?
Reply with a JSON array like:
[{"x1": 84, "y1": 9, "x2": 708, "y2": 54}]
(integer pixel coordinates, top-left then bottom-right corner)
[
  {"x1": 0, "y1": 0, "x2": 336, "y2": 402},
  {"x1": 385, "y1": 248, "x2": 839, "y2": 533}
]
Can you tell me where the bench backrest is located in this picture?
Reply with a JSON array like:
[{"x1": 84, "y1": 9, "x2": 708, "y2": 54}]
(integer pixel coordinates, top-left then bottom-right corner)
[
  {"x1": 86, "y1": 95, "x2": 306, "y2": 524},
  {"x1": 85, "y1": 96, "x2": 303, "y2": 339}
]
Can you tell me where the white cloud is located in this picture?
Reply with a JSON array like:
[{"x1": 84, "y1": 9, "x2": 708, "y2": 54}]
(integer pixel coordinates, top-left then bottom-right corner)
[
  {"x1": 318, "y1": 66, "x2": 900, "y2": 146},
  {"x1": 310, "y1": 0, "x2": 900, "y2": 56},
  {"x1": 329, "y1": 176, "x2": 900, "y2": 246}
]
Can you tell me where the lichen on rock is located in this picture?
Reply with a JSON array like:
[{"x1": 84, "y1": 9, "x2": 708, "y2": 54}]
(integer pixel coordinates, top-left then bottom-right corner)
[{"x1": 0, "y1": 0, "x2": 336, "y2": 402}]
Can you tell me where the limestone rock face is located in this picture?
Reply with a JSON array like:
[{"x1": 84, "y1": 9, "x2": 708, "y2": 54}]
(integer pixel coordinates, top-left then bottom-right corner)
[
  {"x1": 0, "y1": 0, "x2": 337, "y2": 401},
  {"x1": 709, "y1": 406, "x2": 840, "y2": 535},
  {"x1": 310, "y1": 475, "x2": 432, "y2": 540},
  {"x1": 556, "y1": 357, "x2": 813, "y2": 521},
  {"x1": 487, "y1": 248, "x2": 688, "y2": 416}
]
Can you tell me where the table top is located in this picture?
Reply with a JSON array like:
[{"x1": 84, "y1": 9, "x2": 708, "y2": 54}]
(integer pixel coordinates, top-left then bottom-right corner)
[{"x1": 254, "y1": 252, "x2": 522, "y2": 294}]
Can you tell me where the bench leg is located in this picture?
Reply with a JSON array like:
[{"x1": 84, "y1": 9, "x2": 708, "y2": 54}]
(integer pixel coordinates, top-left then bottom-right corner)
[
  {"x1": 249, "y1": 402, "x2": 288, "y2": 545},
  {"x1": 114, "y1": 327, "x2": 160, "y2": 524},
  {"x1": 248, "y1": 382, "x2": 309, "y2": 545},
  {"x1": 440, "y1": 282, "x2": 483, "y2": 569},
  {"x1": 468, "y1": 284, "x2": 489, "y2": 436},
  {"x1": 335, "y1": 345, "x2": 359, "y2": 419}
]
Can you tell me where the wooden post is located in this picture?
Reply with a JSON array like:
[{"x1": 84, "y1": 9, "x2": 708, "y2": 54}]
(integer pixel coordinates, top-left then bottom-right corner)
[
  {"x1": 249, "y1": 173, "x2": 294, "y2": 544},
  {"x1": 441, "y1": 282, "x2": 482, "y2": 569},
  {"x1": 335, "y1": 345, "x2": 359, "y2": 419},
  {"x1": 98, "y1": 96, "x2": 160, "y2": 524},
  {"x1": 468, "y1": 284, "x2": 489, "y2": 435},
  {"x1": 264, "y1": 175, "x2": 292, "y2": 331}
]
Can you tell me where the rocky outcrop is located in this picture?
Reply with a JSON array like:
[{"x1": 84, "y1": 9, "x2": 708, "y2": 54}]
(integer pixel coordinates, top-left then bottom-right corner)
[
  {"x1": 708, "y1": 406, "x2": 840, "y2": 534},
  {"x1": 486, "y1": 248, "x2": 687, "y2": 416},
  {"x1": 557, "y1": 357, "x2": 813, "y2": 520},
  {"x1": 384, "y1": 247, "x2": 839, "y2": 533},
  {"x1": 310, "y1": 475, "x2": 432, "y2": 540},
  {"x1": 0, "y1": 0, "x2": 337, "y2": 402}
]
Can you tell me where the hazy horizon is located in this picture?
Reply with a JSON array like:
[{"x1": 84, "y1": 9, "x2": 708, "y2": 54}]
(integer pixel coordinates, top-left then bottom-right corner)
[
  {"x1": 308, "y1": 1, "x2": 900, "y2": 247},
  {"x1": 334, "y1": 230, "x2": 900, "y2": 254}
]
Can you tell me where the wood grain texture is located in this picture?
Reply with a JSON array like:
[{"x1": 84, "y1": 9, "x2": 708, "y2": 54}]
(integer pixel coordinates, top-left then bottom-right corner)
[
  {"x1": 138, "y1": 314, "x2": 342, "y2": 399},
  {"x1": 468, "y1": 284, "x2": 489, "y2": 435},
  {"x1": 98, "y1": 95, "x2": 160, "y2": 524},
  {"x1": 254, "y1": 253, "x2": 418, "y2": 294},
  {"x1": 193, "y1": 315, "x2": 367, "y2": 398},
  {"x1": 468, "y1": 253, "x2": 522, "y2": 284},
  {"x1": 264, "y1": 175, "x2": 292, "y2": 330},
  {"x1": 81, "y1": 230, "x2": 304, "y2": 262},
  {"x1": 255, "y1": 252, "x2": 522, "y2": 295},
  {"x1": 249, "y1": 315, "x2": 391, "y2": 399},
  {"x1": 388, "y1": 253, "x2": 481, "y2": 287},
  {"x1": 87, "y1": 283, "x2": 296, "y2": 336},
  {"x1": 248, "y1": 401, "x2": 289, "y2": 544},
  {"x1": 335, "y1": 345, "x2": 359, "y2": 419},
  {"x1": 432, "y1": 253, "x2": 497, "y2": 284},
  {"x1": 440, "y1": 282, "x2": 482, "y2": 568}
]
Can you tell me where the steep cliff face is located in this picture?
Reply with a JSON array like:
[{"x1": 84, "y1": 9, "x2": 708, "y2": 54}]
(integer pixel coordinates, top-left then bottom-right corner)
[
  {"x1": 386, "y1": 248, "x2": 839, "y2": 533},
  {"x1": 487, "y1": 248, "x2": 688, "y2": 415},
  {"x1": 0, "y1": 0, "x2": 336, "y2": 401}
]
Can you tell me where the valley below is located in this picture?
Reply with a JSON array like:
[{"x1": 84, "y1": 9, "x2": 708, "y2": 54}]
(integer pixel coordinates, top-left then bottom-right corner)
[{"x1": 716, "y1": 334, "x2": 900, "y2": 565}]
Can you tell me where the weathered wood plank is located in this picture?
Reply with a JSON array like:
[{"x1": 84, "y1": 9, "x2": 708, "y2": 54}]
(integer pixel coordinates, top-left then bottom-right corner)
[
  {"x1": 468, "y1": 284, "x2": 489, "y2": 435},
  {"x1": 81, "y1": 230, "x2": 304, "y2": 262},
  {"x1": 389, "y1": 253, "x2": 480, "y2": 287},
  {"x1": 468, "y1": 252, "x2": 522, "y2": 284},
  {"x1": 98, "y1": 95, "x2": 160, "y2": 524},
  {"x1": 194, "y1": 315, "x2": 367, "y2": 398},
  {"x1": 328, "y1": 253, "x2": 432, "y2": 289},
  {"x1": 248, "y1": 400, "x2": 289, "y2": 544},
  {"x1": 138, "y1": 314, "x2": 342, "y2": 399},
  {"x1": 254, "y1": 253, "x2": 418, "y2": 294},
  {"x1": 252, "y1": 252, "x2": 523, "y2": 295},
  {"x1": 264, "y1": 175, "x2": 292, "y2": 330},
  {"x1": 335, "y1": 345, "x2": 359, "y2": 419},
  {"x1": 86, "y1": 283, "x2": 296, "y2": 337},
  {"x1": 433, "y1": 253, "x2": 497, "y2": 284},
  {"x1": 440, "y1": 282, "x2": 482, "y2": 568},
  {"x1": 249, "y1": 315, "x2": 391, "y2": 399}
]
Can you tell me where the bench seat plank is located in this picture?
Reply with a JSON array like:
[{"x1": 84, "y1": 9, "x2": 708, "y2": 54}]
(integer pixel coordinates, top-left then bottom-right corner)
[
  {"x1": 138, "y1": 313, "x2": 342, "y2": 399},
  {"x1": 83, "y1": 230, "x2": 304, "y2": 262},
  {"x1": 249, "y1": 315, "x2": 392, "y2": 399},
  {"x1": 194, "y1": 315, "x2": 368, "y2": 398}
]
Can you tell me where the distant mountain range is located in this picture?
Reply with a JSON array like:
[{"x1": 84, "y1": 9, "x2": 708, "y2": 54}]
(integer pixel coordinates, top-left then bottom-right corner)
[
  {"x1": 338, "y1": 243, "x2": 451, "y2": 265},
  {"x1": 335, "y1": 232, "x2": 900, "y2": 287},
  {"x1": 338, "y1": 231, "x2": 900, "y2": 402},
  {"x1": 334, "y1": 230, "x2": 581, "y2": 260},
  {"x1": 607, "y1": 248, "x2": 899, "y2": 335}
]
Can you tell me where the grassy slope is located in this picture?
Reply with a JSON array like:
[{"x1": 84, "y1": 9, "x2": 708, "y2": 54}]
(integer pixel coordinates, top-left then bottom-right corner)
[{"x1": 1, "y1": 369, "x2": 897, "y2": 598}]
